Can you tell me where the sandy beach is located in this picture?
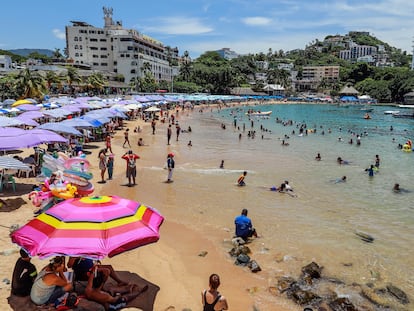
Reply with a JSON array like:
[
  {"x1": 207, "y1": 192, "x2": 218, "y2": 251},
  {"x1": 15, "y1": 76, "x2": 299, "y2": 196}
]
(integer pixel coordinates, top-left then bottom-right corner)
[{"x1": 0, "y1": 103, "x2": 299, "y2": 311}]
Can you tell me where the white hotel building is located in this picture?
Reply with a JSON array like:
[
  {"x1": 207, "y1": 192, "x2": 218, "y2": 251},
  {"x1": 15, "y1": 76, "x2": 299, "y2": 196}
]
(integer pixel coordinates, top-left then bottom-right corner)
[{"x1": 65, "y1": 7, "x2": 174, "y2": 84}]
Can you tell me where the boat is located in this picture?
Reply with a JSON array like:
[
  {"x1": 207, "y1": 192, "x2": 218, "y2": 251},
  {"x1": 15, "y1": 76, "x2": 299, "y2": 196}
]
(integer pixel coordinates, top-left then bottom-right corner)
[
  {"x1": 245, "y1": 111, "x2": 272, "y2": 116},
  {"x1": 360, "y1": 107, "x2": 373, "y2": 112},
  {"x1": 392, "y1": 112, "x2": 414, "y2": 119},
  {"x1": 384, "y1": 110, "x2": 400, "y2": 115},
  {"x1": 398, "y1": 104, "x2": 414, "y2": 108}
]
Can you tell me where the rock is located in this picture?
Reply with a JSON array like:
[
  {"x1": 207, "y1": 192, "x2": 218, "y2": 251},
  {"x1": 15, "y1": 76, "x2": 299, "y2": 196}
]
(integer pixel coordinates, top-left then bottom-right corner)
[
  {"x1": 235, "y1": 254, "x2": 250, "y2": 266},
  {"x1": 301, "y1": 262, "x2": 322, "y2": 279},
  {"x1": 355, "y1": 231, "x2": 374, "y2": 243},
  {"x1": 360, "y1": 286, "x2": 391, "y2": 308},
  {"x1": 328, "y1": 297, "x2": 358, "y2": 311},
  {"x1": 229, "y1": 245, "x2": 251, "y2": 257},
  {"x1": 248, "y1": 260, "x2": 261, "y2": 273},
  {"x1": 231, "y1": 237, "x2": 245, "y2": 246},
  {"x1": 386, "y1": 284, "x2": 409, "y2": 304},
  {"x1": 277, "y1": 276, "x2": 296, "y2": 293},
  {"x1": 290, "y1": 289, "x2": 320, "y2": 305},
  {"x1": 198, "y1": 251, "x2": 208, "y2": 257},
  {"x1": 268, "y1": 286, "x2": 279, "y2": 296}
]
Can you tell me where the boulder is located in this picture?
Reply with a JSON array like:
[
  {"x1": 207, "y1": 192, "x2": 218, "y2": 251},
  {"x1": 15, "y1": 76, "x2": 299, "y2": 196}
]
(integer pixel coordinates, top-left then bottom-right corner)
[
  {"x1": 328, "y1": 297, "x2": 358, "y2": 311},
  {"x1": 386, "y1": 284, "x2": 409, "y2": 304},
  {"x1": 248, "y1": 260, "x2": 261, "y2": 273},
  {"x1": 276, "y1": 276, "x2": 296, "y2": 293},
  {"x1": 235, "y1": 253, "x2": 250, "y2": 266},
  {"x1": 301, "y1": 262, "x2": 322, "y2": 279},
  {"x1": 290, "y1": 289, "x2": 320, "y2": 305}
]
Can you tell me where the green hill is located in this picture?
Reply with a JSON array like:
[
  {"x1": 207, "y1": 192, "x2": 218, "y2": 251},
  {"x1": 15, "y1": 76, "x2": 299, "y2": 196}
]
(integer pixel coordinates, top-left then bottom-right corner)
[{"x1": 7, "y1": 48, "x2": 54, "y2": 57}]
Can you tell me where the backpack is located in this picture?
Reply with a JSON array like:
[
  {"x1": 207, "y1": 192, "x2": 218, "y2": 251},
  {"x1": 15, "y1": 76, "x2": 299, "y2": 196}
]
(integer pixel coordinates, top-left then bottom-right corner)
[{"x1": 128, "y1": 157, "x2": 136, "y2": 168}]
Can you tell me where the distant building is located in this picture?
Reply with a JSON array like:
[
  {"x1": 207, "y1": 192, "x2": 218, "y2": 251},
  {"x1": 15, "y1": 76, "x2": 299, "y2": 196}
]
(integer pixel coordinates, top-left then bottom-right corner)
[
  {"x1": 215, "y1": 48, "x2": 239, "y2": 60},
  {"x1": 339, "y1": 43, "x2": 378, "y2": 61},
  {"x1": 0, "y1": 55, "x2": 13, "y2": 72},
  {"x1": 65, "y1": 7, "x2": 177, "y2": 84},
  {"x1": 295, "y1": 65, "x2": 339, "y2": 91}
]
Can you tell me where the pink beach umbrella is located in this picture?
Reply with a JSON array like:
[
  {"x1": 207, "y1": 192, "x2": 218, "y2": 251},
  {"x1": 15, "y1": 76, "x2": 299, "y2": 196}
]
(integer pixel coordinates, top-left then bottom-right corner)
[{"x1": 11, "y1": 195, "x2": 164, "y2": 259}]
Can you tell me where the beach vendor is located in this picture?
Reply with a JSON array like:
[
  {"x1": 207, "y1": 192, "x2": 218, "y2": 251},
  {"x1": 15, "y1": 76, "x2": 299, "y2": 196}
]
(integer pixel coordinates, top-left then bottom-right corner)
[
  {"x1": 234, "y1": 209, "x2": 258, "y2": 241},
  {"x1": 30, "y1": 256, "x2": 73, "y2": 305},
  {"x1": 121, "y1": 150, "x2": 139, "y2": 186},
  {"x1": 11, "y1": 249, "x2": 37, "y2": 297}
]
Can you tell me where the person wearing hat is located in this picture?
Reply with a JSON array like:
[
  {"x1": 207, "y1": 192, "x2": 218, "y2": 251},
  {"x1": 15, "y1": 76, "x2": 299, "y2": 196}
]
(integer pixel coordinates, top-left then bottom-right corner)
[
  {"x1": 166, "y1": 153, "x2": 175, "y2": 183},
  {"x1": 11, "y1": 249, "x2": 38, "y2": 297},
  {"x1": 122, "y1": 150, "x2": 140, "y2": 186}
]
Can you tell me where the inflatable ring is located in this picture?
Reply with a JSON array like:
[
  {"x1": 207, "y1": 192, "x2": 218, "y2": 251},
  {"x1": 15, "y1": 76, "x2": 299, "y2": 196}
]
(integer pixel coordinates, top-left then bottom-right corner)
[
  {"x1": 64, "y1": 158, "x2": 91, "y2": 170},
  {"x1": 402, "y1": 144, "x2": 412, "y2": 152},
  {"x1": 76, "y1": 182, "x2": 94, "y2": 196},
  {"x1": 64, "y1": 169, "x2": 93, "y2": 180},
  {"x1": 62, "y1": 172, "x2": 89, "y2": 187},
  {"x1": 51, "y1": 184, "x2": 77, "y2": 199}
]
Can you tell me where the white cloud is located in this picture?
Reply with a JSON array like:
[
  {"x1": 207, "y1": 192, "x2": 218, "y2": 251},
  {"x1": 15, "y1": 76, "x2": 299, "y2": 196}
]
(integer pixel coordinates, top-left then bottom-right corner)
[
  {"x1": 242, "y1": 16, "x2": 272, "y2": 26},
  {"x1": 52, "y1": 29, "x2": 66, "y2": 40},
  {"x1": 140, "y1": 17, "x2": 213, "y2": 35}
]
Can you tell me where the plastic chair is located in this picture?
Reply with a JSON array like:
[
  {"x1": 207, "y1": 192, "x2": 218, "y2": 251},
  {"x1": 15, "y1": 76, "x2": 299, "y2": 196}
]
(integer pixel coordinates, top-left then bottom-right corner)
[{"x1": 2, "y1": 175, "x2": 16, "y2": 192}]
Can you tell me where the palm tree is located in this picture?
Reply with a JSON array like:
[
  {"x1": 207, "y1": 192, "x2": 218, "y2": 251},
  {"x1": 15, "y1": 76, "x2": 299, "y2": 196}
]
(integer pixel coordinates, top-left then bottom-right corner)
[
  {"x1": 15, "y1": 69, "x2": 46, "y2": 99},
  {"x1": 87, "y1": 72, "x2": 107, "y2": 94},
  {"x1": 65, "y1": 66, "x2": 81, "y2": 94},
  {"x1": 45, "y1": 71, "x2": 62, "y2": 92}
]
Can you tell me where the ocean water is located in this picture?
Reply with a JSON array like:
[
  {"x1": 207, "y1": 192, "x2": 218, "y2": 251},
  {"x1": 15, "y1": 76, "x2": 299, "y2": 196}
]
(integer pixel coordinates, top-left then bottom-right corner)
[{"x1": 152, "y1": 103, "x2": 414, "y2": 310}]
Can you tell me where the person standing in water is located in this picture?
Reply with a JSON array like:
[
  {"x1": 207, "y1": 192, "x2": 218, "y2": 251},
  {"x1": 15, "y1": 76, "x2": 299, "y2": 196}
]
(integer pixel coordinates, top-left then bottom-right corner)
[
  {"x1": 166, "y1": 153, "x2": 175, "y2": 183},
  {"x1": 237, "y1": 171, "x2": 247, "y2": 186}
]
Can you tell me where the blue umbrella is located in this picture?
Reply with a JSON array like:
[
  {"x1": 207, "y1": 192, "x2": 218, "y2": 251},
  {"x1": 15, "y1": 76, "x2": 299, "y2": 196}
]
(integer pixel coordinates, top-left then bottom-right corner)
[{"x1": 37, "y1": 122, "x2": 82, "y2": 136}]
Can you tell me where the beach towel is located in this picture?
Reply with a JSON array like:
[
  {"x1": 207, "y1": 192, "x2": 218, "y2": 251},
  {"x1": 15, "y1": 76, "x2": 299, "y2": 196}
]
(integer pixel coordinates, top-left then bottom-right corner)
[{"x1": 8, "y1": 271, "x2": 160, "y2": 311}]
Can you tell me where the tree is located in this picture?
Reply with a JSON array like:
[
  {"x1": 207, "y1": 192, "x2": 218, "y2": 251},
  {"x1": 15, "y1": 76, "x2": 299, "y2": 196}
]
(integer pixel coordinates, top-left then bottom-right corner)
[
  {"x1": 65, "y1": 67, "x2": 81, "y2": 93},
  {"x1": 138, "y1": 72, "x2": 157, "y2": 93},
  {"x1": 14, "y1": 69, "x2": 46, "y2": 99},
  {"x1": 87, "y1": 72, "x2": 107, "y2": 94},
  {"x1": 45, "y1": 71, "x2": 62, "y2": 93}
]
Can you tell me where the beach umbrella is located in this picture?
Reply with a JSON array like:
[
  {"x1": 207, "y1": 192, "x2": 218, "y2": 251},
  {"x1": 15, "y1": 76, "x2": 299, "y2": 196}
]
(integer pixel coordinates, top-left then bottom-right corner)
[
  {"x1": 11, "y1": 99, "x2": 33, "y2": 107},
  {"x1": 14, "y1": 116, "x2": 40, "y2": 126},
  {"x1": 16, "y1": 104, "x2": 41, "y2": 111},
  {"x1": 61, "y1": 118, "x2": 100, "y2": 128},
  {"x1": 0, "y1": 116, "x2": 24, "y2": 127},
  {"x1": 0, "y1": 127, "x2": 44, "y2": 151},
  {"x1": 10, "y1": 195, "x2": 164, "y2": 259},
  {"x1": 18, "y1": 111, "x2": 45, "y2": 119},
  {"x1": 27, "y1": 129, "x2": 68, "y2": 144},
  {"x1": 0, "y1": 156, "x2": 31, "y2": 171},
  {"x1": 37, "y1": 122, "x2": 82, "y2": 136},
  {"x1": 3, "y1": 99, "x2": 16, "y2": 107},
  {"x1": 144, "y1": 106, "x2": 161, "y2": 112}
]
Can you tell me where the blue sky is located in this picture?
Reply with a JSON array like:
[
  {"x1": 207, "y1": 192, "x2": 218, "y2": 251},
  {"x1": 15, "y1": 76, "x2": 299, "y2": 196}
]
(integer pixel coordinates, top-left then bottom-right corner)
[{"x1": 1, "y1": 0, "x2": 413, "y2": 58}]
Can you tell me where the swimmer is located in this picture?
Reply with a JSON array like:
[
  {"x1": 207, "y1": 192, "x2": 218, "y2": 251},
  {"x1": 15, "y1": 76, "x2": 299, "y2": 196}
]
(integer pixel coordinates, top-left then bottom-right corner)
[
  {"x1": 366, "y1": 165, "x2": 375, "y2": 177},
  {"x1": 315, "y1": 153, "x2": 321, "y2": 161},
  {"x1": 332, "y1": 176, "x2": 346, "y2": 183},
  {"x1": 337, "y1": 157, "x2": 350, "y2": 165}
]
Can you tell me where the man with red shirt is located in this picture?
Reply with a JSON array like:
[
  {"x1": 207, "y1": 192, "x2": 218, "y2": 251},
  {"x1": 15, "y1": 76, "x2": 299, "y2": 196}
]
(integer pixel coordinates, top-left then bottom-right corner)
[{"x1": 121, "y1": 150, "x2": 140, "y2": 186}]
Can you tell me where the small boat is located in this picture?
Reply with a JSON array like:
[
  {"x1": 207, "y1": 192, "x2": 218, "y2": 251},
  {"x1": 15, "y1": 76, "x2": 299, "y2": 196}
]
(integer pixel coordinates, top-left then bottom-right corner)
[
  {"x1": 360, "y1": 107, "x2": 373, "y2": 112},
  {"x1": 245, "y1": 111, "x2": 272, "y2": 116},
  {"x1": 392, "y1": 112, "x2": 414, "y2": 119},
  {"x1": 384, "y1": 110, "x2": 400, "y2": 115}
]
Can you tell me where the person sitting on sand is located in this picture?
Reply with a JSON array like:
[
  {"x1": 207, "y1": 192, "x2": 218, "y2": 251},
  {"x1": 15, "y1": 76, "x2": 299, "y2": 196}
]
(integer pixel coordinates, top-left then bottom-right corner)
[
  {"x1": 85, "y1": 265, "x2": 147, "y2": 311},
  {"x1": 201, "y1": 274, "x2": 228, "y2": 311},
  {"x1": 30, "y1": 256, "x2": 73, "y2": 306},
  {"x1": 11, "y1": 248, "x2": 37, "y2": 297},
  {"x1": 234, "y1": 208, "x2": 258, "y2": 241},
  {"x1": 237, "y1": 171, "x2": 247, "y2": 186}
]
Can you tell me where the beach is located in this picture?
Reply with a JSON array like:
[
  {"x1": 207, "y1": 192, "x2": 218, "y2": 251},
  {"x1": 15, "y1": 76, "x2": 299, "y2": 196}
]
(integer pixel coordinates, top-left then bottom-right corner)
[
  {"x1": 0, "y1": 103, "x2": 298, "y2": 311},
  {"x1": 1, "y1": 101, "x2": 413, "y2": 311}
]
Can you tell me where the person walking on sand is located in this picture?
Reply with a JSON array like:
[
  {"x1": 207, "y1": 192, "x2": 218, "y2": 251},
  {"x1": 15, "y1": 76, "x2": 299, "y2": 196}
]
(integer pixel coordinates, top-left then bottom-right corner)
[
  {"x1": 201, "y1": 274, "x2": 228, "y2": 311},
  {"x1": 167, "y1": 124, "x2": 172, "y2": 145},
  {"x1": 107, "y1": 154, "x2": 114, "y2": 180},
  {"x1": 122, "y1": 150, "x2": 140, "y2": 186},
  {"x1": 237, "y1": 171, "x2": 247, "y2": 186},
  {"x1": 151, "y1": 119, "x2": 156, "y2": 135},
  {"x1": 105, "y1": 134, "x2": 113, "y2": 154},
  {"x1": 98, "y1": 149, "x2": 107, "y2": 184},
  {"x1": 176, "y1": 122, "x2": 181, "y2": 141},
  {"x1": 166, "y1": 153, "x2": 175, "y2": 183},
  {"x1": 122, "y1": 129, "x2": 131, "y2": 148}
]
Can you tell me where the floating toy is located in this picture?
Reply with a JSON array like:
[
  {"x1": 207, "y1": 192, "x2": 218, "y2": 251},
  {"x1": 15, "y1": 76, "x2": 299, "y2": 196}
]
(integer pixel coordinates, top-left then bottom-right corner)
[
  {"x1": 51, "y1": 184, "x2": 77, "y2": 199},
  {"x1": 76, "y1": 182, "x2": 94, "y2": 196},
  {"x1": 402, "y1": 144, "x2": 412, "y2": 152}
]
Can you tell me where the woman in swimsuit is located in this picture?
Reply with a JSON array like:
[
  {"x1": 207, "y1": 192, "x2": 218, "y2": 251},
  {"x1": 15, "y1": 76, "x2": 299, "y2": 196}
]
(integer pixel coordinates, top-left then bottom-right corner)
[{"x1": 201, "y1": 274, "x2": 228, "y2": 311}]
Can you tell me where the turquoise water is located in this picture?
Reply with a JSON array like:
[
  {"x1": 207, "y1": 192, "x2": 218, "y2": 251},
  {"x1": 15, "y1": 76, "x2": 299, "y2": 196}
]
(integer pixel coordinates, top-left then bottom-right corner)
[{"x1": 165, "y1": 103, "x2": 414, "y2": 309}]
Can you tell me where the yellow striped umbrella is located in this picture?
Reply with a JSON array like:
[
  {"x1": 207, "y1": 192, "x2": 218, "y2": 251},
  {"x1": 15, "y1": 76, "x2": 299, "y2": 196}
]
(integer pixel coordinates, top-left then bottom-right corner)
[{"x1": 10, "y1": 196, "x2": 164, "y2": 259}]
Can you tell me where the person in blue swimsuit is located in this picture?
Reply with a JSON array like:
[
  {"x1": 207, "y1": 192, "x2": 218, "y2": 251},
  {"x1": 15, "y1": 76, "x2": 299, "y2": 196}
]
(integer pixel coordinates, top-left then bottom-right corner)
[{"x1": 201, "y1": 274, "x2": 228, "y2": 311}]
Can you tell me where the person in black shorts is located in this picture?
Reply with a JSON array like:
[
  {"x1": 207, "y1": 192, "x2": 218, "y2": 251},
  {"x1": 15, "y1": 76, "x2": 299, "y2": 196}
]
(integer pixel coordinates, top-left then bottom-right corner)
[{"x1": 11, "y1": 249, "x2": 37, "y2": 296}]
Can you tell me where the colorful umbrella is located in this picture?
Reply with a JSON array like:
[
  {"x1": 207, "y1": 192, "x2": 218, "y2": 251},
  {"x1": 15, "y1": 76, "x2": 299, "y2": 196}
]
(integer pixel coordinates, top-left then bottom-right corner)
[
  {"x1": 11, "y1": 99, "x2": 33, "y2": 107},
  {"x1": 11, "y1": 195, "x2": 164, "y2": 259}
]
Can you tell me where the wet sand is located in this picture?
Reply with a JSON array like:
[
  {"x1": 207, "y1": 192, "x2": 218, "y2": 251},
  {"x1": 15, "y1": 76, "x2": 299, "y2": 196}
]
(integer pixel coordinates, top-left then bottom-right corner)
[{"x1": 0, "y1": 103, "x2": 298, "y2": 311}]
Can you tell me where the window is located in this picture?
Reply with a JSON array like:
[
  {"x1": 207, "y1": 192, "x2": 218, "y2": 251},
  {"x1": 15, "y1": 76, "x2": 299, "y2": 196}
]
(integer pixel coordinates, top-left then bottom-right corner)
[
  {"x1": 74, "y1": 45, "x2": 78, "y2": 50},
  {"x1": 100, "y1": 47, "x2": 107, "y2": 51},
  {"x1": 100, "y1": 39, "x2": 107, "y2": 42},
  {"x1": 90, "y1": 38, "x2": 98, "y2": 42},
  {"x1": 113, "y1": 61, "x2": 117, "y2": 65},
  {"x1": 90, "y1": 47, "x2": 98, "y2": 50},
  {"x1": 101, "y1": 63, "x2": 108, "y2": 66},
  {"x1": 101, "y1": 55, "x2": 107, "y2": 58},
  {"x1": 74, "y1": 37, "x2": 78, "y2": 41},
  {"x1": 131, "y1": 69, "x2": 136, "y2": 74},
  {"x1": 75, "y1": 53, "x2": 79, "y2": 57},
  {"x1": 79, "y1": 45, "x2": 83, "y2": 50},
  {"x1": 93, "y1": 62, "x2": 99, "y2": 66},
  {"x1": 93, "y1": 55, "x2": 99, "y2": 58}
]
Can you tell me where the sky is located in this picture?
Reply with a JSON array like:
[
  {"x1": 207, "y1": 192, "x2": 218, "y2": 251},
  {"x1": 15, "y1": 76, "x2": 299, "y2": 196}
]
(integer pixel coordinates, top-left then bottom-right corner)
[{"x1": 1, "y1": 0, "x2": 413, "y2": 58}]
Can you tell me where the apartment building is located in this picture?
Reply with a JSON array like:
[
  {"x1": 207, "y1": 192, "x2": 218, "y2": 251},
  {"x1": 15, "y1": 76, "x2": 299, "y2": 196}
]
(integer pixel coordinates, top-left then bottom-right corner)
[
  {"x1": 295, "y1": 66, "x2": 340, "y2": 91},
  {"x1": 65, "y1": 7, "x2": 175, "y2": 84}
]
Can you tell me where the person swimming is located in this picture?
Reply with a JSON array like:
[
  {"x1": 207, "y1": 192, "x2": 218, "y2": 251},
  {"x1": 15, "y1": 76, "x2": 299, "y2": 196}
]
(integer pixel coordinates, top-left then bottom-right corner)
[{"x1": 337, "y1": 157, "x2": 350, "y2": 165}]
